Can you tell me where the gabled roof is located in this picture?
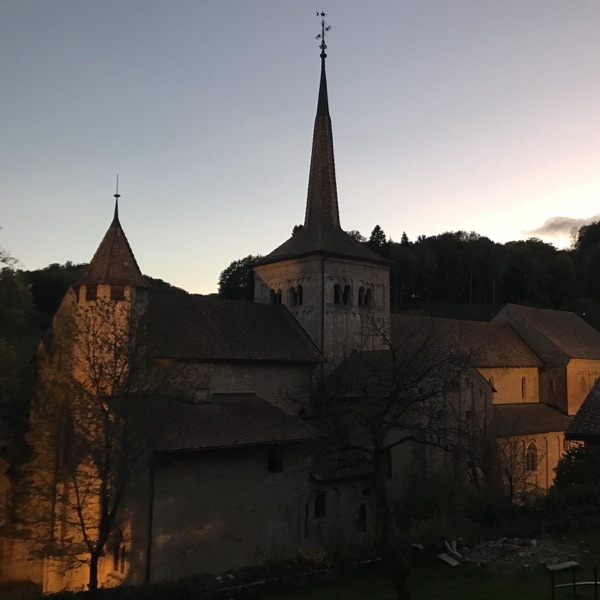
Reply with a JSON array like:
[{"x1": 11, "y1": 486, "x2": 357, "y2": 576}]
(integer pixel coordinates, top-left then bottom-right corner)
[
  {"x1": 492, "y1": 403, "x2": 571, "y2": 437},
  {"x1": 566, "y1": 379, "x2": 600, "y2": 439},
  {"x1": 156, "y1": 392, "x2": 324, "y2": 452},
  {"x1": 494, "y1": 304, "x2": 600, "y2": 364},
  {"x1": 145, "y1": 290, "x2": 324, "y2": 363},
  {"x1": 79, "y1": 200, "x2": 148, "y2": 288},
  {"x1": 255, "y1": 47, "x2": 388, "y2": 268},
  {"x1": 391, "y1": 315, "x2": 542, "y2": 368}
]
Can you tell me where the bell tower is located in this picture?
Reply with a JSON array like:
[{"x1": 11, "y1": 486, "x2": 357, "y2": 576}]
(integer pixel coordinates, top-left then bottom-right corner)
[{"x1": 254, "y1": 15, "x2": 391, "y2": 365}]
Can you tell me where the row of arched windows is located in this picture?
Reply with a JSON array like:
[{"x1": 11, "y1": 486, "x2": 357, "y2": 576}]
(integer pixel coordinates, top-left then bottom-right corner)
[
  {"x1": 269, "y1": 285, "x2": 304, "y2": 306},
  {"x1": 333, "y1": 284, "x2": 373, "y2": 308},
  {"x1": 267, "y1": 283, "x2": 375, "y2": 308}
]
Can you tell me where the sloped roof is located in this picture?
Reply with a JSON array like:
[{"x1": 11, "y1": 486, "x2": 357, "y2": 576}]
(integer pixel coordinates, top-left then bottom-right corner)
[
  {"x1": 492, "y1": 403, "x2": 571, "y2": 437},
  {"x1": 566, "y1": 379, "x2": 600, "y2": 439},
  {"x1": 391, "y1": 315, "x2": 542, "y2": 368},
  {"x1": 79, "y1": 202, "x2": 148, "y2": 288},
  {"x1": 254, "y1": 53, "x2": 388, "y2": 269},
  {"x1": 145, "y1": 291, "x2": 324, "y2": 363},
  {"x1": 156, "y1": 392, "x2": 323, "y2": 452},
  {"x1": 255, "y1": 226, "x2": 390, "y2": 266},
  {"x1": 494, "y1": 304, "x2": 600, "y2": 363}
]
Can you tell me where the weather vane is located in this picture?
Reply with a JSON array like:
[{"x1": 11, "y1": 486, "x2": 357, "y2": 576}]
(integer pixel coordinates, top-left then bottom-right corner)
[
  {"x1": 114, "y1": 174, "x2": 120, "y2": 201},
  {"x1": 316, "y1": 11, "x2": 331, "y2": 58}
]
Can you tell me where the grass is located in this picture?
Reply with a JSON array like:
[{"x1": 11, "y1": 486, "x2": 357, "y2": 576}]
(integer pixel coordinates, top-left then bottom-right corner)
[{"x1": 261, "y1": 530, "x2": 600, "y2": 600}]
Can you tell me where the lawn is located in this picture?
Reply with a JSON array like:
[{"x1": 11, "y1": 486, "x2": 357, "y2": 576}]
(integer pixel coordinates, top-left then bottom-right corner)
[{"x1": 262, "y1": 530, "x2": 600, "y2": 600}]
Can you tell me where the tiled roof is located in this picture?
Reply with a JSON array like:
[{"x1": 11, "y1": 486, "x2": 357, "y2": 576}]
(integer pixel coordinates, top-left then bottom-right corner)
[
  {"x1": 79, "y1": 204, "x2": 148, "y2": 288},
  {"x1": 391, "y1": 315, "x2": 542, "y2": 368},
  {"x1": 155, "y1": 392, "x2": 324, "y2": 452},
  {"x1": 145, "y1": 290, "x2": 324, "y2": 363},
  {"x1": 494, "y1": 304, "x2": 600, "y2": 363},
  {"x1": 567, "y1": 379, "x2": 600, "y2": 439},
  {"x1": 492, "y1": 403, "x2": 571, "y2": 437}
]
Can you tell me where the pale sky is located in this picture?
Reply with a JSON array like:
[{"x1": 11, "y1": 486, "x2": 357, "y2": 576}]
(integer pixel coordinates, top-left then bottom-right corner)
[{"x1": 3, "y1": 1, "x2": 600, "y2": 294}]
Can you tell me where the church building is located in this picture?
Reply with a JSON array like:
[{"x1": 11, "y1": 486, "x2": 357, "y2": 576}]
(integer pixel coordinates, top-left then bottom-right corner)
[{"x1": 3, "y1": 22, "x2": 600, "y2": 593}]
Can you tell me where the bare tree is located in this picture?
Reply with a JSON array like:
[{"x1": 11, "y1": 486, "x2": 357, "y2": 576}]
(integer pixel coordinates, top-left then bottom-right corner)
[
  {"x1": 316, "y1": 318, "x2": 489, "y2": 599},
  {"x1": 19, "y1": 293, "x2": 155, "y2": 591}
]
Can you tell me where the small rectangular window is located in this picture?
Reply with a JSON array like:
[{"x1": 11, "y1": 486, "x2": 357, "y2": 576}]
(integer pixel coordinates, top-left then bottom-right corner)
[
  {"x1": 267, "y1": 446, "x2": 283, "y2": 473},
  {"x1": 111, "y1": 285, "x2": 126, "y2": 301},
  {"x1": 85, "y1": 285, "x2": 97, "y2": 301},
  {"x1": 314, "y1": 493, "x2": 327, "y2": 518}
]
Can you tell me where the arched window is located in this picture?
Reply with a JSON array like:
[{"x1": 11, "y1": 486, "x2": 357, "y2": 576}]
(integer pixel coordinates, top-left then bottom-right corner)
[
  {"x1": 358, "y1": 287, "x2": 365, "y2": 306},
  {"x1": 343, "y1": 285, "x2": 352, "y2": 306},
  {"x1": 334, "y1": 284, "x2": 342, "y2": 304},
  {"x1": 364, "y1": 288, "x2": 373, "y2": 307},
  {"x1": 525, "y1": 442, "x2": 538, "y2": 472},
  {"x1": 314, "y1": 492, "x2": 327, "y2": 518},
  {"x1": 297, "y1": 284, "x2": 303, "y2": 306},
  {"x1": 521, "y1": 377, "x2": 526, "y2": 399},
  {"x1": 358, "y1": 503, "x2": 367, "y2": 532},
  {"x1": 276, "y1": 289, "x2": 282, "y2": 304},
  {"x1": 289, "y1": 286, "x2": 297, "y2": 306},
  {"x1": 269, "y1": 289, "x2": 277, "y2": 305}
]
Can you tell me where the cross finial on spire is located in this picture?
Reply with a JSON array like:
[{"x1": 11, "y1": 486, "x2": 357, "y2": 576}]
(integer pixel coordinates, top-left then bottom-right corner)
[
  {"x1": 315, "y1": 11, "x2": 331, "y2": 59},
  {"x1": 112, "y1": 174, "x2": 120, "y2": 226}
]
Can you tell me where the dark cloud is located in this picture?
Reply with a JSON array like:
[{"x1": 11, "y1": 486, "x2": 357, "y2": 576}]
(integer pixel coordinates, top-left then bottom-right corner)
[{"x1": 525, "y1": 214, "x2": 600, "y2": 239}]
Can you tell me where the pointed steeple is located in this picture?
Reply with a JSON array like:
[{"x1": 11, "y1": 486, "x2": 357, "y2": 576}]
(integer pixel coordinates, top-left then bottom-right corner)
[
  {"x1": 254, "y1": 16, "x2": 389, "y2": 268},
  {"x1": 79, "y1": 190, "x2": 148, "y2": 288},
  {"x1": 304, "y1": 14, "x2": 340, "y2": 231}
]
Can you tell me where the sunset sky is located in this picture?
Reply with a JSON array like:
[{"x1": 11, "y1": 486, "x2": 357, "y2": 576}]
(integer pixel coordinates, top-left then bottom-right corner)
[{"x1": 3, "y1": 1, "x2": 600, "y2": 294}]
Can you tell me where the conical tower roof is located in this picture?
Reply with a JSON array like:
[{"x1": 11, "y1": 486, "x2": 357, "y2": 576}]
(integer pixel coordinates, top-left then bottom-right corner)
[
  {"x1": 79, "y1": 197, "x2": 148, "y2": 288},
  {"x1": 256, "y1": 37, "x2": 388, "y2": 267}
]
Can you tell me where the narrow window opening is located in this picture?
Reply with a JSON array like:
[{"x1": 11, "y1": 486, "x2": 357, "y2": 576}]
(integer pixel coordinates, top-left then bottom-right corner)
[
  {"x1": 267, "y1": 446, "x2": 283, "y2": 473},
  {"x1": 525, "y1": 442, "x2": 538, "y2": 472},
  {"x1": 364, "y1": 288, "x2": 373, "y2": 307},
  {"x1": 314, "y1": 493, "x2": 327, "y2": 519},
  {"x1": 334, "y1": 284, "x2": 342, "y2": 304},
  {"x1": 289, "y1": 286, "x2": 297, "y2": 306},
  {"x1": 85, "y1": 284, "x2": 97, "y2": 302},
  {"x1": 297, "y1": 284, "x2": 303, "y2": 306},
  {"x1": 343, "y1": 285, "x2": 352, "y2": 306},
  {"x1": 521, "y1": 377, "x2": 527, "y2": 399},
  {"x1": 358, "y1": 503, "x2": 367, "y2": 532},
  {"x1": 358, "y1": 287, "x2": 365, "y2": 306},
  {"x1": 269, "y1": 289, "x2": 277, "y2": 305}
]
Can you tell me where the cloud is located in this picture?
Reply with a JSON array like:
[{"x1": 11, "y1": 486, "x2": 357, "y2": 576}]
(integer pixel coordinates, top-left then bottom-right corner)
[{"x1": 524, "y1": 214, "x2": 600, "y2": 240}]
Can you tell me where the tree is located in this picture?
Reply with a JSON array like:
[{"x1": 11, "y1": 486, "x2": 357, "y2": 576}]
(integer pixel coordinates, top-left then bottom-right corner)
[
  {"x1": 218, "y1": 254, "x2": 263, "y2": 301},
  {"x1": 346, "y1": 229, "x2": 366, "y2": 243},
  {"x1": 368, "y1": 225, "x2": 387, "y2": 248},
  {"x1": 318, "y1": 318, "x2": 482, "y2": 599},
  {"x1": 21, "y1": 294, "x2": 157, "y2": 590}
]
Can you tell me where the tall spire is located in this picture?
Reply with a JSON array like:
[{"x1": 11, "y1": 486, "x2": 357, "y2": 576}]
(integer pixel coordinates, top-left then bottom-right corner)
[{"x1": 304, "y1": 12, "x2": 340, "y2": 231}]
